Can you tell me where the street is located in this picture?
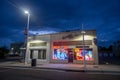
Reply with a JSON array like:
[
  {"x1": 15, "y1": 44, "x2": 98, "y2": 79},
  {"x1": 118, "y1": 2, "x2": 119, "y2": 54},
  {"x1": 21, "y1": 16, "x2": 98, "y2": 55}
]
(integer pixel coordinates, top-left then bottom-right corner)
[{"x1": 0, "y1": 67, "x2": 120, "y2": 80}]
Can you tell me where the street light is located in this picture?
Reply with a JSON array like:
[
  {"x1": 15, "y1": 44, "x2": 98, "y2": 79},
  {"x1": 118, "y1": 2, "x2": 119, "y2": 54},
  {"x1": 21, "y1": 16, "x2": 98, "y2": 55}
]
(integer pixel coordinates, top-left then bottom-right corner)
[
  {"x1": 81, "y1": 24, "x2": 86, "y2": 69},
  {"x1": 24, "y1": 10, "x2": 30, "y2": 65},
  {"x1": 24, "y1": 10, "x2": 29, "y2": 14}
]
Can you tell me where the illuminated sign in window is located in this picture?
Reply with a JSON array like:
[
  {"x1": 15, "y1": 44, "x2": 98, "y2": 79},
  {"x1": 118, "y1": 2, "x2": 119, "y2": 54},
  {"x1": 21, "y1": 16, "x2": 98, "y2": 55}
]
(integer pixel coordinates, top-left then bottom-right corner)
[
  {"x1": 52, "y1": 46, "x2": 93, "y2": 61},
  {"x1": 53, "y1": 46, "x2": 68, "y2": 60},
  {"x1": 73, "y1": 48, "x2": 93, "y2": 61}
]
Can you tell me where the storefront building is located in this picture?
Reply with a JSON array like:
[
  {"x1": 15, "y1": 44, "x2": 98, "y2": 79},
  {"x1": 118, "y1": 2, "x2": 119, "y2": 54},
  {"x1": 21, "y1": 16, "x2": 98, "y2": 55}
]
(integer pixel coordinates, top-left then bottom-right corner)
[{"x1": 25, "y1": 30, "x2": 98, "y2": 65}]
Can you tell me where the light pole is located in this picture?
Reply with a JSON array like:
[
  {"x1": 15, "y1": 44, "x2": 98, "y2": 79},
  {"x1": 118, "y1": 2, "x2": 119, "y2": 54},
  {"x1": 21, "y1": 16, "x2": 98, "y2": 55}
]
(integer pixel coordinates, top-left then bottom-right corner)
[
  {"x1": 24, "y1": 10, "x2": 30, "y2": 65},
  {"x1": 81, "y1": 24, "x2": 86, "y2": 69},
  {"x1": 11, "y1": 48, "x2": 14, "y2": 55}
]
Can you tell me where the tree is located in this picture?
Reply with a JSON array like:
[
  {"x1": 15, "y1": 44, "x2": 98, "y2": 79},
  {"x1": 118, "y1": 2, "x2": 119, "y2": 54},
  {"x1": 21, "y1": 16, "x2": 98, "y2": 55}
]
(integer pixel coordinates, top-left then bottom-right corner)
[
  {"x1": 113, "y1": 40, "x2": 120, "y2": 57},
  {"x1": 0, "y1": 46, "x2": 9, "y2": 59},
  {"x1": 98, "y1": 46, "x2": 107, "y2": 57}
]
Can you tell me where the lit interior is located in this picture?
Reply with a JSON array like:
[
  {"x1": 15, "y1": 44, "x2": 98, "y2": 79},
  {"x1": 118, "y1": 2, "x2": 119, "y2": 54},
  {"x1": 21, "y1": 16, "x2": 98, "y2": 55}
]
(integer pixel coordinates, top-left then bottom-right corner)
[{"x1": 53, "y1": 46, "x2": 94, "y2": 61}]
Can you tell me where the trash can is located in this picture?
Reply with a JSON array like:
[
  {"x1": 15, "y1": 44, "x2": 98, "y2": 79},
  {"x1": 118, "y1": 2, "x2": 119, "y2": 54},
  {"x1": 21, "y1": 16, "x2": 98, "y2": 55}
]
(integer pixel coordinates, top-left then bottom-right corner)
[{"x1": 31, "y1": 59, "x2": 36, "y2": 67}]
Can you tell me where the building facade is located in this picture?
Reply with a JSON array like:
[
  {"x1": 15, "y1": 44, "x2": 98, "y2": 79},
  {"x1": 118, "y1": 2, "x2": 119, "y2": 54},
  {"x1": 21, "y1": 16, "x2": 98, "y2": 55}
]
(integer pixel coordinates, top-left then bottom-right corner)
[{"x1": 25, "y1": 30, "x2": 98, "y2": 65}]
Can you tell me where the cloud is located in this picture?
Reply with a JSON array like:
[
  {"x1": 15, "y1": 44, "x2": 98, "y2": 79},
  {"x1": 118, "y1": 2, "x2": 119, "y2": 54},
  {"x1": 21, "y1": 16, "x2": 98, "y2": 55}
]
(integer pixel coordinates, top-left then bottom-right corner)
[{"x1": 0, "y1": 0, "x2": 120, "y2": 47}]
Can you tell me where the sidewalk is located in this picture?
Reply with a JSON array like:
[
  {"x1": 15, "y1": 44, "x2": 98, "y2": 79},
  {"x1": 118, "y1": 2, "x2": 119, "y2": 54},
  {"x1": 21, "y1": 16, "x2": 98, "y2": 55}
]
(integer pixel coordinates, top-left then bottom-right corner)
[{"x1": 0, "y1": 62, "x2": 120, "y2": 73}]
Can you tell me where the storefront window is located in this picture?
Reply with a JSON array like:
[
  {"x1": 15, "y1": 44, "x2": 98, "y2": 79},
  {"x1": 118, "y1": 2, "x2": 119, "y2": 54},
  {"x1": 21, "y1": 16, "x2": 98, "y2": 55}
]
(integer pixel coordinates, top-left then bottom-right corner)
[
  {"x1": 30, "y1": 50, "x2": 33, "y2": 59},
  {"x1": 53, "y1": 46, "x2": 68, "y2": 60},
  {"x1": 38, "y1": 49, "x2": 46, "y2": 59},
  {"x1": 53, "y1": 46, "x2": 93, "y2": 61},
  {"x1": 73, "y1": 48, "x2": 93, "y2": 61}
]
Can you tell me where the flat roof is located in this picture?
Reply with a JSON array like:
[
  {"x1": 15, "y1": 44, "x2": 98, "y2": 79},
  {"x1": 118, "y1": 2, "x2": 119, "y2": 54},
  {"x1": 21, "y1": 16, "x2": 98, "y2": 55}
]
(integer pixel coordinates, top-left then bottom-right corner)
[{"x1": 29, "y1": 29, "x2": 96, "y2": 37}]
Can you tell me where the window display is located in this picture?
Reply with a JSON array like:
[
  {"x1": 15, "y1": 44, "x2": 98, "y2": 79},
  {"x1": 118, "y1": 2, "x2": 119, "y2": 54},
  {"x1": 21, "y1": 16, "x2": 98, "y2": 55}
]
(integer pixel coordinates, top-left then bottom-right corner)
[
  {"x1": 53, "y1": 46, "x2": 68, "y2": 60},
  {"x1": 53, "y1": 46, "x2": 93, "y2": 61},
  {"x1": 74, "y1": 48, "x2": 93, "y2": 61}
]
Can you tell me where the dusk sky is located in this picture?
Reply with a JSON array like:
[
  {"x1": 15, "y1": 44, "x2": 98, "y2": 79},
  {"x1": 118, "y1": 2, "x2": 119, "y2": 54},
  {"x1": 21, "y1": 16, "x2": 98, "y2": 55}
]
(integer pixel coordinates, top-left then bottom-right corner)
[{"x1": 0, "y1": 0, "x2": 120, "y2": 48}]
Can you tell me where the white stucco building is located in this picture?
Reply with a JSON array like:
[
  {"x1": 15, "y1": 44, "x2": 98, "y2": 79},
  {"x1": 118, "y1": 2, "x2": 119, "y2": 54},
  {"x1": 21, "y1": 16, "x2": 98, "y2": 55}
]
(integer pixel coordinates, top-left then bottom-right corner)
[{"x1": 25, "y1": 30, "x2": 98, "y2": 65}]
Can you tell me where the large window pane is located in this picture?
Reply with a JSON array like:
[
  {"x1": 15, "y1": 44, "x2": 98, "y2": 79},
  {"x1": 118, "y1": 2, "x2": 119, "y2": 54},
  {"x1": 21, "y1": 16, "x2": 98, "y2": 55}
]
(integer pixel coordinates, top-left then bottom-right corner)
[
  {"x1": 43, "y1": 50, "x2": 46, "y2": 59},
  {"x1": 38, "y1": 50, "x2": 42, "y2": 59},
  {"x1": 30, "y1": 50, "x2": 33, "y2": 59},
  {"x1": 38, "y1": 49, "x2": 46, "y2": 59},
  {"x1": 53, "y1": 46, "x2": 68, "y2": 60},
  {"x1": 52, "y1": 46, "x2": 93, "y2": 61},
  {"x1": 74, "y1": 48, "x2": 93, "y2": 61}
]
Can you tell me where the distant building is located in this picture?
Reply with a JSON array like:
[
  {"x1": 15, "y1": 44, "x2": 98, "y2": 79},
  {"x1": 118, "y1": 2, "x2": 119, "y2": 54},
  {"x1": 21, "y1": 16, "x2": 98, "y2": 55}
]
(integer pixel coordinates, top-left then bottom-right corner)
[
  {"x1": 25, "y1": 30, "x2": 98, "y2": 65},
  {"x1": 10, "y1": 42, "x2": 24, "y2": 55}
]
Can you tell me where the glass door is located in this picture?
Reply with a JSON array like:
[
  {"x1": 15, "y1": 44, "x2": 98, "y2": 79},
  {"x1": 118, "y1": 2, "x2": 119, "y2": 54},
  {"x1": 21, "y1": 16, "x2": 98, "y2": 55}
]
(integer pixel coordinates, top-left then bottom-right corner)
[{"x1": 68, "y1": 51, "x2": 74, "y2": 63}]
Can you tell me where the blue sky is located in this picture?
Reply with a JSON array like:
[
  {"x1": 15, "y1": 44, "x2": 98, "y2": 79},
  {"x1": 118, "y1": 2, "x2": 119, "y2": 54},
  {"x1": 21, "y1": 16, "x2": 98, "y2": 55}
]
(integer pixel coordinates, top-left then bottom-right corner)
[{"x1": 0, "y1": 0, "x2": 120, "y2": 47}]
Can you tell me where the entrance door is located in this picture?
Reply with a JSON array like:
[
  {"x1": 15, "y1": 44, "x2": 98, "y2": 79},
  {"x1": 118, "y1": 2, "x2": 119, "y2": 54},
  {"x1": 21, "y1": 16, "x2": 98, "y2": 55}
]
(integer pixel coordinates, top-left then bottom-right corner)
[{"x1": 68, "y1": 51, "x2": 73, "y2": 63}]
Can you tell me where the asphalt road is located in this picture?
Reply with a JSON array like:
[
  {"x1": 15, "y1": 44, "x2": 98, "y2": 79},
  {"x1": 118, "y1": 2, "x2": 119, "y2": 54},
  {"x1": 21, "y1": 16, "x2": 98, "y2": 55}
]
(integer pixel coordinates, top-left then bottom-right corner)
[{"x1": 0, "y1": 67, "x2": 120, "y2": 80}]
